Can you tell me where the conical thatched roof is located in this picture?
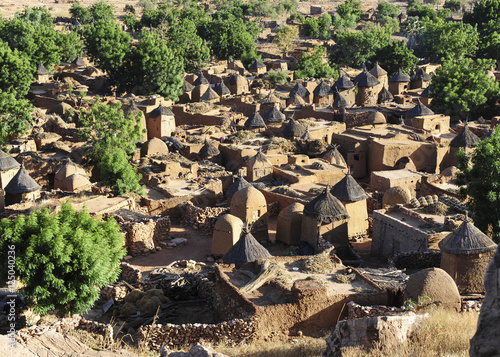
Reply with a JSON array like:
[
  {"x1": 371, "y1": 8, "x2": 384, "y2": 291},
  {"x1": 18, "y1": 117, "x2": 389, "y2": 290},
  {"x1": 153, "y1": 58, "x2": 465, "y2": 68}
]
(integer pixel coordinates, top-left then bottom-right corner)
[
  {"x1": 413, "y1": 68, "x2": 431, "y2": 81},
  {"x1": 227, "y1": 175, "x2": 251, "y2": 198},
  {"x1": 215, "y1": 81, "x2": 231, "y2": 96},
  {"x1": 405, "y1": 99, "x2": 434, "y2": 116},
  {"x1": 323, "y1": 145, "x2": 347, "y2": 167},
  {"x1": 289, "y1": 92, "x2": 306, "y2": 105},
  {"x1": 201, "y1": 86, "x2": 220, "y2": 101},
  {"x1": 390, "y1": 69, "x2": 411, "y2": 82},
  {"x1": 333, "y1": 74, "x2": 355, "y2": 90},
  {"x1": 369, "y1": 62, "x2": 387, "y2": 77},
  {"x1": 72, "y1": 56, "x2": 86, "y2": 66},
  {"x1": 303, "y1": 186, "x2": 350, "y2": 223},
  {"x1": 301, "y1": 127, "x2": 312, "y2": 141},
  {"x1": 5, "y1": 164, "x2": 41, "y2": 195},
  {"x1": 260, "y1": 91, "x2": 281, "y2": 104},
  {"x1": 313, "y1": 81, "x2": 331, "y2": 97},
  {"x1": 331, "y1": 171, "x2": 368, "y2": 202},
  {"x1": 263, "y1": 105, "x2": 286, "y2": 122},
  {"x1": 37, "y1": 62, "x2": 49, "y2": 75},
  {"x1": 282, "y1": 119, "x2": 306, "y2": 138},
  {"x1": 450, "y1": 124, "x2": 481, "y2": 148},
  {"x1": 290, "y1": 83, "x2": 310, "y2": 98},
  {"x1": 421, "y1": 86, "x2": 431, "y2": 98},
  {"x1": 439, "y1": 217, "x2": 497, "y2": 255},
  {"x1": 165, "y1": 136, "x2": 184, "y2": 151},
  {"x1": 182, "y1": 80, "x2": 195, "y2": 92},
  {"x1": 249, "y1": 59, "x2": 266, "y2": 69},
  {"x1": 378, "y1": 86, "x2": 394, "y2": 103},
  {"x1": 354, "y1": 69, "x2": 380, "y2": 87},
  {"x1": 193, "y1": 72, "x2": 209, "y2": 85},
  {"x1": 223, "y1": 229, "x2": 272, "y2": 268},
  {"x1": 124, "y1": 101, "x2": 143, "y2": 118},
  {"x1": 333, "y1": 91, "x2": 349, "y2": 108},
  {"x1": 229, "y1": 73, "x2": 247, "y2": 86},
  {"x1": 150, "y1": 103, "x2": 174, "y2": 117},
  {"x1": 244, "y1": 112, "x2": 266, "y2": 128},
  {"x1": 0, "y1": 150, "x2": 20, "y2": 171},
  {"x1": 248, "y1": 151, "x2": 272, "y2": 168},
  {"x1": 199, "y1": 140, "x2": 220, "y2": 158}
]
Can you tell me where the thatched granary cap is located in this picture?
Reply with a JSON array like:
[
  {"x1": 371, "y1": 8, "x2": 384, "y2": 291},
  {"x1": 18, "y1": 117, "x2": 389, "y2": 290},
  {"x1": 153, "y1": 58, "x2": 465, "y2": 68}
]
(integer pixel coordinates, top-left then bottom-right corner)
[
  {"x1": 313, "y1": 81, "x2": 332, "y2": 97},
  {"x1": 290, "y1": 83, "x2": 310, "y2": 98},
  {"x1": 260, "y1": 91, "x2": 281, "y2": 104},
  {"x1": 215, "y1": 81, "x2": 231, "y2": 96},
  {"x1": 405, "y1": 98, "x2": 434, "y2": 116},
  {"x1": 439, "y1": 218, "x2": 497, "y2": 255},
  {"x1": 354, "y1": 69, "x2": 380, "y2": 87},
  {"x1": 123, "y1": 101, "x2": 143, "y2": 118},
  {"x1": 249, "y1": 59, "x2": 266, "y2": 69},
  {"x1": 413, "y1": 68, "x2": 432, "y2": 81},
  {"x1": 0, "y1": 150, "x2": 20, "y2": 171},
  {"x1": 282, "y1": 119, "x2": 306, "y2": 138},
  {"x1": 165, "y1": 136, "x2": 184, "y2": 151},
  {"x1": 369, "y1": 62, "x2": 387, "y2": 77},
  {"x1": 378, "y1": 87, "x2": 394, "y2": 103},
  {"x1": 223, "y1": 229, "x2": 272, "y2": 268},
  {"x1": 248, "y1": 151, "x2": 272, "y2": 168},
  {"x1": 263, "y1": 106, "x2": 286, "y2": 122},
  {"x1": 182, "y1": 80, "x2": 195, "y2": 92},
  {"x1": 226, "y1": 176, "x2": 251, "y2": 198},
  {"x1": 333, "y1": 74, "x2": 355, "y2": 90},
  {"x1": 289, "y1": 92, "x2": 306, "y2": 105},
  {"x1": 228, "y1": 73, "x2": 247, "y2": 86},
  {"x1": 323, "y1": 145, "x2": 347, "y2": 167},
  {"x1": 193, "y1": 72, "x2": 209, "y2": 85},
  {"x1": 141, "y1": 137, "x2": 169, "y2": 157},
  {"x1": 37, "y1": 62, "x2": 49, "y2": 75},
  {"x1": 331, "y1": 172, "x2": 368, "y2": 202},
  {"x1": 150, "y1": 103, "x2": 174, "y2": 117},
  {"x1": 55, "y1": 158, "x2": 86, "y2": 182},
  {"x1": 5, "y1": 164, "x2": 41, "y2": 195},
  {"x1": 450, "y1": 124, "x2": 481, "y2": 148},
  {"x1": 72, "y1": 56, "x2": 86, "y2": 66},
  {"x1": 199, "y1": 140, "x2": 220, "y2": 158},
  {"x1": 244, "y1": 112, "x2": 266, "y2": 128},
  {"x1": 201, "y1": 86, "x2": 220, "y2": 101},
  {"x1": 390, "y1": 68, "x2": 411, "y2": 82},
  {"x1": 332, "y1": 91, "x2": 349, "y2": 108},
  {"x1": 303, "y1": 186, "x2": 350, "y2": 223},
  {"x1": 421, "y1": 86, "x2": 431, "y2": 98}
]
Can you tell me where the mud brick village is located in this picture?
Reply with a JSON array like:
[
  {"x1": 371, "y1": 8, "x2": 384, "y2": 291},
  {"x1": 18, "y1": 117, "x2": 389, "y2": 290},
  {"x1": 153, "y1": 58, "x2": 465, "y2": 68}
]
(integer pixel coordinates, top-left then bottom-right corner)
[{"x1": 1, "y1": 1, "x2": 500, "y2": 356}]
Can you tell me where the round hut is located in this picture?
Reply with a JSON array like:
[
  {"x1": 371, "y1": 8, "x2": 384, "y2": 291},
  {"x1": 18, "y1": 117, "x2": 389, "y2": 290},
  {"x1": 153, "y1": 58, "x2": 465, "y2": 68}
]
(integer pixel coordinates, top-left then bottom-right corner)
[
  {"x1": 223, "y1": 228, "x2": 272, "y2": 268},
  {"x1": 4, "y1": 164, "x2": 41, "y2": 205},
  {"x1": 439, "y1": 217, "x2": 497, "y2": 294},
  {"x1": 276, "y1": 203, "x2": 304, "y2": 245},
  {"x1": 290, "y1": 83, "x2": 311, "y2": 103},
  {"x1": 60, "y1": 173, "x2": 92, "y2": 192},
  {"x1": 212, "y1": 214, "x2": 244, "y2": 255},
  {"x1": 262, "y1": 105, "x2": 286, "y2": 123},
  {"x1": 404, "y1": 98, "x2": 434, "y2": 117},
  {"x1": 0, "y1": 149, "x2": 20, "y2": 190},
  {"x1": 389, "y1": 68, "x2": 411, "y2": 96},
  {"x1": 353, "y1": 69, "x2": 380, "y2": 106},
  {"x1": 300, "y1": 186, "x2": 350, "y2": 250},
  {"x1": 332, "y1": 74, "x2": 355, "y2": 106},
  {"x1": 313, "y1": 80, "x2": 333, "y2": 105},
  {"x1": 141, "y1": 137, "x2": 169, "y2": 157},
  {"x1": 230, "y1": 186, "x2": 268, "y2": 242}
]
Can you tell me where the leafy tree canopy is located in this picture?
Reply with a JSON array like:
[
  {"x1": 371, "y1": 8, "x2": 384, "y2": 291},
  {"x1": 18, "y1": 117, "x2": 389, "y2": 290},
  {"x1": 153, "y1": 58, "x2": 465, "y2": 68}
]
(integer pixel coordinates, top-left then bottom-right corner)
[
  {"x1": 375, "y1": 41, "x2": 418, "y2": 77},
  {"x1": 0, "y1": 40, "x2": 33, "y2": 96},
  {"x1": 463, "y1": 0, "x2": 500, "y2": 33},
  {"x1": 336, "y1": 0, "x2": 363, "y2": 21},
  {"x1": 15, "y1": 6, "x2": 53, "y2": 27},
  {"x1": 0, "y1": 90, "x2": 33, "y2": 145},
  {"x1": 430, "y1": 56, "x2": 500, "y2": 116},
  {"x1": 296, "y1": 46, "x2": 339, "y2": 79},
  {"x1": 377, "y1": 2, "x2": 400, "y2": 17},
  {"x1": 0, "y1": 202, "x2": 126, "y2": 315},
  {"x1": 443, "y1": 0, "x2": 461, "y2": 12},
  {"x1": 456, "y1": 127, "x2": 500, "y2": 242},
  {"x1": 302, "y1": 13, "x2": 332, "y2": 39},
  {"x1": 274, "y1": 25, "x2": 299, "y2": 57}
]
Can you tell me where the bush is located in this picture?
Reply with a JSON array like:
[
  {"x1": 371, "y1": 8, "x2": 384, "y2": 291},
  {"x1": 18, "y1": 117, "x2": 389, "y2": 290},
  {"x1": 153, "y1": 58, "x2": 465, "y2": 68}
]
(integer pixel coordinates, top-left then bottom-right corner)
[
  {"x1": 267, "y1": 69, "x2": 290, "y2": 83},
  {"x1": 0, "y1": 202, "x2": 126, "y2": 315}
]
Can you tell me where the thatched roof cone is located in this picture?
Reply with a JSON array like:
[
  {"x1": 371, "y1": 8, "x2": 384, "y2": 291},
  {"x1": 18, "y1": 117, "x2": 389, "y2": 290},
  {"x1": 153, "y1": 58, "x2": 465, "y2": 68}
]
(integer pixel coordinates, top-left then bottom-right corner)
[
  {"x1": 390, "y1": 69, "x2": 411, "y2": 83},
  {"x1": 290, "y1": 83, "x2": 310, "y2": 98},
  {"x1": 201, "y1": 86, "x2": 220, "y2": 101},
  {"x1": 333, "y1": 74, "x2": 355, "y2": 90},
  {"x1": 331, "y1": 171, "x2": 368, "y2": 202},
  {"x1": 193, "y1": 72, "x2": 209, "y2": 85},
  {"x1": 354, "y1": 69, "x2": 380, "y2": 87},
  {"x1": 332, "y1": 91, "x2": 349, "y2": 108},
  {"x1": 244, "y1": 112, "x2": 266, "y2": 128},
  {"x1": 323, "y1": 145, "x2": 347, "y2": 167},
  {"x1": 369, "y1": 62, "x2": 387, "y2": 77},
  {"x1": 215, "y1": 81, "x2": 231, "y2": 96},
  {"x1": 199, "y1": 140, "x2": 220, "y2": 158},
  {"x1": 248, "y1": 151, "x2": 272, "y2": 168},
  {"x1": 282, "y1": 119, "x2": 306, "y2": 138},
  {"x1": 439, "y1": 217, "x2": 497, "y2": 255},
  {"x1": 263, "y1": 105, "x2": 286, "y2": 122},
  {"x1": 151, "y1": 103, "x2": 174, "y2": 117},
  {"x1": 37, "y1": 62, "x2": 49, "y2": 75},
  {"x1": 450, "y1": 124, "x2": 481, "y2": 148},
  {"x1": 223, "y1": 229, "x2": 272, "y2": 268},
  {"x1": 182, "y1": 80, "x2": 195, "y2": 92},
  {"x1": 303, "y1": 186, "x2": 350, "y2": 223},
  {"x1": 313, "y1": 81, "x2": 332, "y2": 97},
  {"x1": 226, "y1": 176, "x2": 251, "y2": 198},
  {"x1": 405, "y1": 98, "x2": 434, "y2": 116},
  {"x1": 5, "y1": 164, "x2": 41, "y2": 194},
  {"x1": 378, "y1": 87, "x2": 394, "y2": 103},
  {"x1": 0, "y1": 150, "x2": 20, "y2": 171}
]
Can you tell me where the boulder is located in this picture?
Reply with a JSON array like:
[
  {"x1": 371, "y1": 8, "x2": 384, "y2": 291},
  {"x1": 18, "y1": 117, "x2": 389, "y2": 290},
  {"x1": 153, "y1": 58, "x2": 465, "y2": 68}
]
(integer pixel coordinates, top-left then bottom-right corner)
[
  {"x1": 470, "y1": 245, "x2": 500, "y2": 356},
  {"x1": 161, "y1": 344, "x2": 228, "y2": 357}
]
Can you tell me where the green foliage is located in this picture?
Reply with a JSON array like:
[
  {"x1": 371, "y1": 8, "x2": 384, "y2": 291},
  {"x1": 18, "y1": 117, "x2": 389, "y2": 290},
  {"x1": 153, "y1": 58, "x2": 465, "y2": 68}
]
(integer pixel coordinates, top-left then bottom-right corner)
[
  {"x1": 456, "y1": 127, "x2": 500, "y2": 242},
  {"x1": 377, "y1": 2, "x2": 400, "y2": 17},
  {"x1": 89, "y1": 0, "x2": 115, "y2": 22},
  {"x1": 437, "y1": 8, "x2": 451, "y2": 19},
  {"x1": 83, "y1": 20, "x2": 131, "y2": 84},
  {"x1": 296, "y1": 46, "x2": 338, "y2": 79},
  {"x1": 463, "y1": 0, "x2": 500, "y2": 33},
  {"x1": 403, "y1": 294, "x2": 434, "y2": 311},
  {"x1": 331, "y1": 13, "x2": 358, "y2": 33},
  {"x1": 443, "y1": 0, "x2": 461, "y2": 12},
  {"x1": 124, "y1": 4, "x2": 136, "y2": 14},
  {"x1": 430, "y1": 57, "x2": 500, "y2": 116},
  {"x1": 141, "y1": 3, "x2": 179, "y2": 28},
  {"x1": 375, "y1": 41, "x2": 418, "y2": 76},
  {"x1": 267, "y1": 69, "x2": 290, "y2": 83},
  {"x1": 380, "y1": 15, "x2": 400, "y2": 34},
  {"x1": 122, "y1": 13, "x2": 140, "y2": 32},
  {"x1": 274, "y1": 25, "x2": 299, "y2": 56},
  {"x1": 337, "y1": 0, "x2": 363, "y2": 21},
  {"x1": 78, "y1": 101, "x2": 144, "y2": 194},
  {"x1": 0, "y1": 90, "x2": 33, "y2": 145},
  {"x1": 302, "y1": 13, "x2": 331, "y2": 39},
  {"x1": 407, "y1": 4, "x2": 436, "y2": 20},
  {"x1": 56, "y1": 31, "x2": 84, "y2": 63},
  {"x1": 415, "y1": 19, "x2": 479, "y2": 62},
  {"x1": 15, "y1": 6, "x2": 53, "y2": 27},
  {"x1": 69, "y1": 2, "x2": 92, "y2": 24},
  {"x1": 0, "y1": 202, "x2": 126, "y2": 315},
  {"x1": 287, "y1": 12, "x2": 305, "y2": 23},
  {"x1": 0, "y1": 40, "x2": 33, "y2": 96}
]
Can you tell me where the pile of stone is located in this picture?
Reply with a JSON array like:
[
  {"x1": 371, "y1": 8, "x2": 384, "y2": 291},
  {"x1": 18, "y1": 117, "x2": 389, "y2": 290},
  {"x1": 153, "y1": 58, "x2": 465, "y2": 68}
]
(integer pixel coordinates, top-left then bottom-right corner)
[
  {"x1": 347, "y1": 301, "x2": 406, "y2": 319},
  {"x1": 267, "y1": 201, "x2": 280, "y2": 216},
  {"x1": 390, "y1": 250, "x2": 441, "y2": 270},
  {"x1": 100, "y1": 283, "x2": 129, "y2": 302},
  {"x1": 179, "y1": 201, "x2": 228, "y2": 234},
  {"x1": 120, "y1": 262, "x2": 143, "y2": 284},
  {"x1": 160, "y1": 344, "x2": 229, "y2": 357},
  {"x1": 462, "y1": 299, "x2": 482, "y2": 312},
  {"x1": 16, "y1": 315, "x2": 113, "y2": 345},
  {"x1": 137, "y1": 318, "x2": 255, "y2": 351}
]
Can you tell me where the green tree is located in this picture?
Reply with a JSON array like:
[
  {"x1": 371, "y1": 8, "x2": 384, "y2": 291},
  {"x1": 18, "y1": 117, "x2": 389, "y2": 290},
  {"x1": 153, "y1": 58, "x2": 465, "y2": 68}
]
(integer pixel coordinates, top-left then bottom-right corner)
[
  {"x1": 377, "y1": 2, "x2": 400, "y2": 17},
  {"x1": 407, "y1": 3, "x2": 436, "y2": 19},
  {"x1": 456, "y1": 127, "x2": 500, "y2": 242},
  {"x1": 89, "y1": 0, "x2": 115, "y2": 22},
  {"x1": 375, "y1": 41, "x2": 418, "y2": 76},
  {"x1": 443, "y1": 0, "x2": 461, "y2": 12},
  {"x1": 124, "y1": 4, "x2": 136, "y2": 14},
  {"x1": 69, "y1": 2, "x2": 92, "y2": 24},
  {"x1": 463, "y1": 0, "x2": 500, "y2": 33},
  {"x1": 15, "y1": 6, "x2": 53, "y2": 27},
  {"x1": 274, "y1": 25, "x2": 299, "y2": 57},
  {"x1": 296, "y1": 46, "x2": 338, "y2": 79},
  {"x1": 0, "y1": 40, "x2": 33, "y2": 96},
  {"x1": 0, "y1": 90, "x2": 33, "y2": 145},
  {"x1": 78, "y1": 101, "x2": 144, "y2": 194},
  {"x1": 119, "y1": 30, "x2": 184, "y2": 101},
  {"x1": 430, "y1": 57, "x2": 500, "y2": 116},
  {"x1": 56, "y1": 31, "x2": 84, "y2": 63},
  {"x1": 336, "y1": 0, "x2": 363, "y2": 20},
  {"x1": 0, "y1": 202, "x2": 126, "y2": 315}
]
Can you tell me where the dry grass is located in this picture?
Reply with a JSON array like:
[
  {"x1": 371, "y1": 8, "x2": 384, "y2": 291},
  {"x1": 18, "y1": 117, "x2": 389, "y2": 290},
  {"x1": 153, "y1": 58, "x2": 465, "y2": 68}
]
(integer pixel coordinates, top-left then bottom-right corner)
[
  {"x1": 301, "y1": 254, "x2": 336, "y2": 274},
  {"x1": 215, "y1": 337, "x2": 325, "y2": 357},
  {"x1": 342, "y1": 309, "x2": 480, "y2": 357}
]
